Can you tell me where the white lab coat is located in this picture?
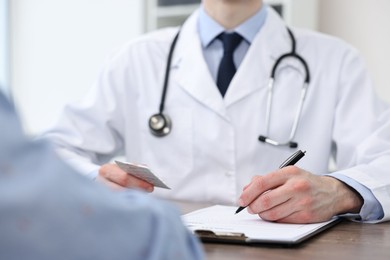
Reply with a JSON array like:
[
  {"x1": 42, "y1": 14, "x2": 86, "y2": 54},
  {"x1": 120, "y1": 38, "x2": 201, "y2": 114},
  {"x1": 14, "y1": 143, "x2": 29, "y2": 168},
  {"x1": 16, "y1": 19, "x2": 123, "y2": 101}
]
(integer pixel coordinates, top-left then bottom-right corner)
[{"x1": 45, "y1": 7, "x2": 390, "y2": 222}]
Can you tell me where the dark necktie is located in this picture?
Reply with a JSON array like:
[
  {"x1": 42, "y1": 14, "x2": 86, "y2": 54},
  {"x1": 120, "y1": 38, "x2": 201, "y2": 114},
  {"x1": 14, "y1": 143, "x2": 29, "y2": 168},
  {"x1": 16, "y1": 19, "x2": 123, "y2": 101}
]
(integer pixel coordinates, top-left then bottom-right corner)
[{"x1": 216, "y1": 32, "x2": 243, "y2": 97}]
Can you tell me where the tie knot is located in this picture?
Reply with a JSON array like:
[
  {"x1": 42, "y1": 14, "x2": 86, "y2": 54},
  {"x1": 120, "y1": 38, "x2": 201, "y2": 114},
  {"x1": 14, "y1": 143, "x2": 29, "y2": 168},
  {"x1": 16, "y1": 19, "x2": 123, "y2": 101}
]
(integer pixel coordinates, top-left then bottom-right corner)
[{"x1": 218, "y1": 32, "x2": 243, "y2": 54}]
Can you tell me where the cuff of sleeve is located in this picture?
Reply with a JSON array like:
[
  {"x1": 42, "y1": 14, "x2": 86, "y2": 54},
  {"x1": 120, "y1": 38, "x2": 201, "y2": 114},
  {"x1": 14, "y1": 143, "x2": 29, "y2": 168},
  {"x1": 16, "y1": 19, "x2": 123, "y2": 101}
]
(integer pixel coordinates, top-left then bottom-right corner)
[
  {"x1": 327, "y1": 173, "x2": 384, "y2": 222},
  {"x1": 87, "y1": 169, "x2": 99, "y2": 180},
  {"x1": 53, "y1": 147, "x2": 100, "y2": 180}
]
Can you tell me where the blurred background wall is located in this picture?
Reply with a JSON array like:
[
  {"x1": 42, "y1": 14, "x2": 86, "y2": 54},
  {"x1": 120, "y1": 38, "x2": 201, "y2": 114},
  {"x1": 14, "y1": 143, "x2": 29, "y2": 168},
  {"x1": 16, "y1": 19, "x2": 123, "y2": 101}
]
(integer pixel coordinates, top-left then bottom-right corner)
[{"x1": 318, "y1": 0, "x2": 390, "y2": 106}]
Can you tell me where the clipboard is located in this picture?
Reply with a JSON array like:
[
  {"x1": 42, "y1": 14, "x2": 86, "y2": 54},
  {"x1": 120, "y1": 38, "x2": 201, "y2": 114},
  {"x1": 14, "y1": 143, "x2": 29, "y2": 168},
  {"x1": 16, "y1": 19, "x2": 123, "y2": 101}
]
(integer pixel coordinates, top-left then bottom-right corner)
[{"x1": 182, "y1": 205, "x2": 340, "y2": 245}]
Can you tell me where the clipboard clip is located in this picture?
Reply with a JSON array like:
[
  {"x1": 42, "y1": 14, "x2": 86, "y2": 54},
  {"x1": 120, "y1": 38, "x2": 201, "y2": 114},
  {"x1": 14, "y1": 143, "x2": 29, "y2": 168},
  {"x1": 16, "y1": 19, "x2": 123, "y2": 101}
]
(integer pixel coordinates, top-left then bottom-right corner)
[{"x1": 194, "y1": 230, "x2": 247, "y2": 243}]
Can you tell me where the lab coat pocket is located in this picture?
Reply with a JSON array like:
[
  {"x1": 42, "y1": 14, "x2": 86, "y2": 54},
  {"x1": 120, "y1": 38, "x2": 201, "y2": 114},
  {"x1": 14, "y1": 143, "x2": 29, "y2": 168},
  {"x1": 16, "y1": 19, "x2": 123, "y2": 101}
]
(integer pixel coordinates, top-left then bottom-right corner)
[{"x1": 140, "y1": 107, "x2": 193, "y2": 188}]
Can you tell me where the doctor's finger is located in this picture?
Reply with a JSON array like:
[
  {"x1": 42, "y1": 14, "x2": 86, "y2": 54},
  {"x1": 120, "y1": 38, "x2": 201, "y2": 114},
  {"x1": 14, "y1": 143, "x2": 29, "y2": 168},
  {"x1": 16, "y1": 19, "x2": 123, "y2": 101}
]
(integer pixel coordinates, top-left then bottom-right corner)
[
  {"x1": 125, "y1": 175, "x2": 154, "y2": 192},
  {"x1": 99, "y1": 164, "x2": 154, "y2": 191},
  {"x1": 266, "y1": 207, "x2": 331, "y2": 224},
  {"x1": 239, "y1": 168, "x2": 293, "y2": 206},
  {"x1": 257, "y1": 198, "x2": 301, "y2": 223},
  {"x1": 247, "y1": 185, "x2": 292, "y2": 215},
  {"x1": 96, "y1": 175, "x2": 126, "y2": 190},
  {"x1": 99, "y1": 164, "x2": 129, "y2": 186}
]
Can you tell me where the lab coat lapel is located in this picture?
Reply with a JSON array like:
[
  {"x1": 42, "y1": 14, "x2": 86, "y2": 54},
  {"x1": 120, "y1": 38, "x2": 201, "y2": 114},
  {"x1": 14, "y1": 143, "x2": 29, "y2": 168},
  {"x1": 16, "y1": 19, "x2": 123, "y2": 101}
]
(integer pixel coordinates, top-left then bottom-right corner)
[
  {"x1": 224, "y1": 7, "x2": 292, "y2": 107},
  {"x1": 173, "y1": 11, "x2": 229, "y2": 120}
]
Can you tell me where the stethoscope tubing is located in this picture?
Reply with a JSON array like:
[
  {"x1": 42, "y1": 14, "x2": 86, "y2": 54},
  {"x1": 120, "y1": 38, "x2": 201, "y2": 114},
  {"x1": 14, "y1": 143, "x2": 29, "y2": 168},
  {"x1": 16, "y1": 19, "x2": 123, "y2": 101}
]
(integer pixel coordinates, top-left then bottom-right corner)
[
  {"x1": 260, "y1": 28, "x2": 310, "y2": 148},
  {"x1": 159, "y1": 30, "x2": 181, "y2": 114},
  {"x1": 150, "y1": 27, "x2": 310, "y2": 149}
]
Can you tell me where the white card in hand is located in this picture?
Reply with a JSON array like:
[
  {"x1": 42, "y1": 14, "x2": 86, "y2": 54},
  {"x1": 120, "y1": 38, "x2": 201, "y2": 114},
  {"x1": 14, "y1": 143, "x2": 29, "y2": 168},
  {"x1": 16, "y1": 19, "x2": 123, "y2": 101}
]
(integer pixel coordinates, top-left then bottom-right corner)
[{"x1": 115, "y1": 161, "x2": 170, "y2": 189}]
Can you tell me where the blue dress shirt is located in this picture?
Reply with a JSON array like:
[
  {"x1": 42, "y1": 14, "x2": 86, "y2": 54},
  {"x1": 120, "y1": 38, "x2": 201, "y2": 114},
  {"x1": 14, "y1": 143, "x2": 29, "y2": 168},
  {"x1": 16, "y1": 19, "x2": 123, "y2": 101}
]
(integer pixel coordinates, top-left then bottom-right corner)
[{"x1": 198, "y1": 4, "x2": 267, "y2": 82}]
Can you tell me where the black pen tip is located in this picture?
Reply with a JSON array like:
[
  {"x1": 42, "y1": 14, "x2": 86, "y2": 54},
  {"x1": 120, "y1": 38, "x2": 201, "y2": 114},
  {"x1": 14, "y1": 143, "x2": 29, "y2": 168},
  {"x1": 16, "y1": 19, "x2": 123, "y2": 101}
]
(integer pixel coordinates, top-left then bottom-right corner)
[{"x1": 235, "y1": 206, "x2": 245, "y2": 214}]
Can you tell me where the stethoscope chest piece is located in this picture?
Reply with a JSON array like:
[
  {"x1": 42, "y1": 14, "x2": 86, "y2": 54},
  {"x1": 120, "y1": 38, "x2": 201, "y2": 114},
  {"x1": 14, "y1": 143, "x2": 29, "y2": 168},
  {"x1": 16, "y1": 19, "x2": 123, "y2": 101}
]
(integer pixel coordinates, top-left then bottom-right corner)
[{"x1": 149, "y1": 113, "x2": 172, "y2": 137}]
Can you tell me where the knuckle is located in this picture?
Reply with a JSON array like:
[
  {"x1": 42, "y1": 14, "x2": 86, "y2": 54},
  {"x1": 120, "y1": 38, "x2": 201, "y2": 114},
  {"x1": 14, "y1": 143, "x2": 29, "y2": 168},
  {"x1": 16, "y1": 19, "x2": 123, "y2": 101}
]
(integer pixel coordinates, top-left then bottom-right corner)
[
  {"x1": 247, "y1": 204, "x2": 256, "y2": 214},
  {"x1": 253, "y1": 177, "x2": 266, "y2": 191},
  {"x1": 285, "y1": 165, "x2": 300, "y2": 176},
  {"x1": 259, "y1": 194, "x2": 272, "y2": 209},
  {"x1": 240, "y1": 192, "x2": 250, "y2": 203},
  {"x1": 293, "y1": 179, "x2": 311, "y2": 192},
  {"x1": 260, "y1": 210, "x2": 279, "y2": 221}
]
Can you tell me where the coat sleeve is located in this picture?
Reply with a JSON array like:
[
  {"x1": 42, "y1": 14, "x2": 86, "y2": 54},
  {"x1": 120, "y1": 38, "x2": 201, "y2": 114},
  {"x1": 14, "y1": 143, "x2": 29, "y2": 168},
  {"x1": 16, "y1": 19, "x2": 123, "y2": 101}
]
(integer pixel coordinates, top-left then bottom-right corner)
[
  {"x1": 335, "y1": 108, "x2": 390, "y2": 223},
  {"x1": 330, "y1": 46, "x2": 390, "y2": 223},
  {"x1": 41, "y1": 48, "x2": 132, "y2": 179}
]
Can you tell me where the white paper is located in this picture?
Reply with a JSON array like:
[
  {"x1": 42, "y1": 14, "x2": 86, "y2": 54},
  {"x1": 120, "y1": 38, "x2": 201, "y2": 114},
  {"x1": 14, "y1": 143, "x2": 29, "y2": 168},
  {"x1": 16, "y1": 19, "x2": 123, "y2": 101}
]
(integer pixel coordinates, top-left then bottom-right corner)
[
  {"x1": 182, "y1": 205, "x2": 338, "y2": 243},
  {"x1": 115, "y1": 161, "x2": 170, "y2": 189}
]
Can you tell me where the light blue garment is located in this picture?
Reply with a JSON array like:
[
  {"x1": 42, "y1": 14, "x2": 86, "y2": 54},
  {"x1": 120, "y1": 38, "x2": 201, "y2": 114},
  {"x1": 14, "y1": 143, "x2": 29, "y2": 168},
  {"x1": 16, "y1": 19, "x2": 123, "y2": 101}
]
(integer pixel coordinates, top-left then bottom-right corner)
[
  {"x1": 329, "y1": 173, "x2": 384, "y2": 221},
  {"x1": 198, "y1": 5, "x2": 383, "y2": 221},
  {"x1": 0, "y1": 92, "x2": 204, "y2": 260},
  {"x1": 198, "y1": 4, "x2": 267, "y2": 82}
]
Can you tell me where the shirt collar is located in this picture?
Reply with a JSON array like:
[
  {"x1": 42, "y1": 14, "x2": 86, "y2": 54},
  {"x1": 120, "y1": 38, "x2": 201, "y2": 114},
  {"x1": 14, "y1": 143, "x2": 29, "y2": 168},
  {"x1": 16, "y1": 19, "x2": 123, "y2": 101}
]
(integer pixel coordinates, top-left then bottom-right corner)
[{"x1": 198, "y1": 4, "x2": 268, "y2": 47}]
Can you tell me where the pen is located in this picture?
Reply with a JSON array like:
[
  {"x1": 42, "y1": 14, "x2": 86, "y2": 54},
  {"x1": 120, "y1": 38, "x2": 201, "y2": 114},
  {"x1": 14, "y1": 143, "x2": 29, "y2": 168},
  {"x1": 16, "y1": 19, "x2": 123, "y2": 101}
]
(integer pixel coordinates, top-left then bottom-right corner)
[{"x1": 235, "y1": 150, "x2": 306, "y2": 214}]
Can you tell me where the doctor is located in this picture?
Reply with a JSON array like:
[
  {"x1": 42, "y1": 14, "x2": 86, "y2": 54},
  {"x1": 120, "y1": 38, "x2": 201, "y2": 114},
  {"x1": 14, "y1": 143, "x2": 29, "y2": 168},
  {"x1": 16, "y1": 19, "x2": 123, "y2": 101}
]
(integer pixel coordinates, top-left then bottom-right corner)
[{"x1": 44, "y1": 0, "x2": 390, "y2": 223}]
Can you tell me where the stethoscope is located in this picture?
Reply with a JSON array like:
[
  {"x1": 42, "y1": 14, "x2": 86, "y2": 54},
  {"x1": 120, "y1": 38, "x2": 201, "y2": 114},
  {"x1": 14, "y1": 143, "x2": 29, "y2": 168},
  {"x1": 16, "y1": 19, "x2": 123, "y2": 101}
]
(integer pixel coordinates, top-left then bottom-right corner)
[
  {"x1": 149, "y1": 27, "x2": 310, "y2": 148},
  {"x1": 148, "y1": 31, "x2": 180, "y2": 137}
]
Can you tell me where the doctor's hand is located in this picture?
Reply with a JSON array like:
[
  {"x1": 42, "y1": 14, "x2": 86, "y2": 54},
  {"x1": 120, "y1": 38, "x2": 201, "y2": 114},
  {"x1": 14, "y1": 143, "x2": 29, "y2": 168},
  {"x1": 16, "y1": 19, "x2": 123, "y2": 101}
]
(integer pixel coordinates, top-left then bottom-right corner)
[
  {"x1": 238, "y1": 166, "x2": 363, "y2": 223},
  {"x1": 96, "y1": 163, "x2": 154, "y2": 192}
]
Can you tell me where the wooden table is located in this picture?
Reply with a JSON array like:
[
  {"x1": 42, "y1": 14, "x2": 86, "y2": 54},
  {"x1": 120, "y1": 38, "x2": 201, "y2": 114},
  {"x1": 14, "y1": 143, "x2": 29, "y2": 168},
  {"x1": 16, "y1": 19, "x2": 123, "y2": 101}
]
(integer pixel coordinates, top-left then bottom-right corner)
[{"x1": 174, "y1": 201, "x2": 390, "y2": 260}]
